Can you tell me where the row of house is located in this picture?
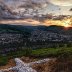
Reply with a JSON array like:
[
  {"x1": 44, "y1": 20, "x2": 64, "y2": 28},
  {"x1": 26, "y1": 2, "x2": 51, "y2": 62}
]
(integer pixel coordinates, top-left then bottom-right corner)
[
  {"x1": 29, "y1": 30, "x2": 71, "y2": 42},
  {"x1": 0, "y1": 33, "x2": 23, "y2": 44}
]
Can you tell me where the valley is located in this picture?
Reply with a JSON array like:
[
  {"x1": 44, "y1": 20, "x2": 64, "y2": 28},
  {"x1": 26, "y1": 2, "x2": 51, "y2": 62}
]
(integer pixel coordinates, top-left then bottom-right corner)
[
  {"x1": 0, "y1": 0, "x2": 72, "y2": 72},
  {"x1": 0, "y1": 24, "x2": 72, "y2": 72}
]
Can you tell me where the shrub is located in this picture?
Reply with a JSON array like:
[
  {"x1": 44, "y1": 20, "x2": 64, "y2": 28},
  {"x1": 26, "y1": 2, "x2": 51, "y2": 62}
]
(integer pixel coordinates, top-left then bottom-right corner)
[{"x1": 0, "y1": 55, "x2": 8, "y2": 66}]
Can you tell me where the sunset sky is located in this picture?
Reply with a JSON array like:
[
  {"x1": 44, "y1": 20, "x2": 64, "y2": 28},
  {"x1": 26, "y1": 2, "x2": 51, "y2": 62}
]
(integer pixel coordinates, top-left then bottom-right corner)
[
  {"x1": 47, "y1": 0, "x2": 72, "y2": 15},
  {"x1": 0, "y1": 0, "x2": 72, "y2": 27},
  {"x1": 1, "y1": 0, "x2": 72, "y2": 15}
]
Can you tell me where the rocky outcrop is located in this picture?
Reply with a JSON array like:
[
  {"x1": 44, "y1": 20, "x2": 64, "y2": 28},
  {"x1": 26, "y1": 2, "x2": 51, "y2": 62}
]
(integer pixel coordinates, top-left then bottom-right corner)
[{"x1": 0, "y1": 58, "x2": 51, "y2": 72}]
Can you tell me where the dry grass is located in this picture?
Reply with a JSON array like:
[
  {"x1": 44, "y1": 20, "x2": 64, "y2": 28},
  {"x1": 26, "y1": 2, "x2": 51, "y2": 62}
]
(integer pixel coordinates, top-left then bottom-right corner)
[
  {"x1": 0, "y1": 57, "x2": 72, "y2": 72},
  {"x1": 32, "y1": 59, "x2": 56, "y2": 72},
  {"x1": 0, "y1": 59, "x2": 15, "y2": 69},
  {"x1": 21, "y1": 56, "x2": 39, "y2": 63},
  {"x1": 32, "y1": 58, "x2": 72, "y2": 72},
  {"x1": 50, "y1": 59, "x2": 72, "y2": 72}
]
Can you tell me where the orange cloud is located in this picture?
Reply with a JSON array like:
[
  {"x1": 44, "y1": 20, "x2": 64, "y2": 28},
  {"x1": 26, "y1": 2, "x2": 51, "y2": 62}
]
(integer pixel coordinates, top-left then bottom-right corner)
[{"x1": 0, "y1": 18, "x2": 72, "y2": 27}]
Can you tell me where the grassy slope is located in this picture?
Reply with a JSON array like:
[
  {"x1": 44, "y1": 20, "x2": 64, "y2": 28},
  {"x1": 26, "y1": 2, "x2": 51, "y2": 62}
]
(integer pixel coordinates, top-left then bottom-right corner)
[
  {"x1": 31, "y1": 47, "x2": 72, "y2": 57},
  {"x1": 0, "y1": 47, "x2": 72, "y2": 66}
]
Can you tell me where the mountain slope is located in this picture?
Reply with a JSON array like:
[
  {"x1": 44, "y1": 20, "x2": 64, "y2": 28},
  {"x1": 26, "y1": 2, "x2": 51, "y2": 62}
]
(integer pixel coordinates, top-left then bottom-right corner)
[{"x1": 0, "y1": 24, "x2": 72, "y2": 35}]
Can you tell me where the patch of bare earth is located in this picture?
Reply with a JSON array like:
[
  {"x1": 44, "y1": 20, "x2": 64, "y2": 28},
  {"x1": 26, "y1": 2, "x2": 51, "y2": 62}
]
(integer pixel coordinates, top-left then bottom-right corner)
[
  {"x1": 0, "y1": 56, "x2": 72, "y2": 72},
  {"x1": 21, "y1": 56, "x2": 39, "y2": 63},
  {"x1": 49, "y1": 59, "x2": 72, "y2": 72},
  {"x1": 0, "y1": 59, "x2": 16, "y2": 69},
  {"x1": 32, "y1": 58, "x2": 72, "y2": 72},
  {"x1": 32, "y1": 59, "x2": 56, "y2": 72},
  {"x1": 21, "y1": 57, "x2": 72, "y2": 72},
  {"x1": 20, "y1": 56, "x2": 56, "y2": 72}
]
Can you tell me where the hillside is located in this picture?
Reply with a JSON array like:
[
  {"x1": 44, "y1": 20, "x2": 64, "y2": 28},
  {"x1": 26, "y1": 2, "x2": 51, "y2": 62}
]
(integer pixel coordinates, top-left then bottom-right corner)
[
  {"x1": 0, "y1": 24, "x2": 72, "y2": 53},
  {"x1": 1, "y1": 24, "x2": 72, "y2": 34},
  {"x1": 0, "y1": 24, "x2": 72, "y2": 72}
]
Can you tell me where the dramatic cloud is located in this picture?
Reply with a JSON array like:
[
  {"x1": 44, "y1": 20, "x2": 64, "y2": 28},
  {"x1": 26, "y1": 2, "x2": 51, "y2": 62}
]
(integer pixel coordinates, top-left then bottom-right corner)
[
  {"x1": 48, "y1": 0, "x2": 72, "y2": 6},
  {"x1": 70, "y1": 8, "x2": 72, "y2": 11},
  {"x1": 1, "y1": 0, "x2": 48, "y2": 8},
  {"x1": 1, "y1": 0, "x2": 72, "y2": 7},
  {"x1": 0, "y1": 0, "x2": 72, "y2": 15}
]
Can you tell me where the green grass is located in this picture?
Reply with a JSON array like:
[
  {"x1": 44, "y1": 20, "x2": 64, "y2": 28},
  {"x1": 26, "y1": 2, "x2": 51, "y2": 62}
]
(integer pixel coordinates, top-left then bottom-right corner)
[
  {"x1": 0, "y1": 47, "x2": 72, "y2": 66},
  {"x1": 0, "y1": 55, "x2": 8, "y2": 66},
  {"x1": 31, "y1": 47, "x2": 72, "y2": 57},
  {"x1": 7, "y1": 48, "x2": 32, "y2": 58}
]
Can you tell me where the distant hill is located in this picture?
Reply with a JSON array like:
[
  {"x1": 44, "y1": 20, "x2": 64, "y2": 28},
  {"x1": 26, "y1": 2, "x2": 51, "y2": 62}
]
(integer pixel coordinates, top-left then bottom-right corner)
[
  {"x1": 0, "y1": 24, "x2": 72, "y2": 52},
  {"x1": 46, "y1": 25, "x2": 72, "y2": 35},
  {"x1": 0, "y1": 24, "x2": 72, "y2": 35}
]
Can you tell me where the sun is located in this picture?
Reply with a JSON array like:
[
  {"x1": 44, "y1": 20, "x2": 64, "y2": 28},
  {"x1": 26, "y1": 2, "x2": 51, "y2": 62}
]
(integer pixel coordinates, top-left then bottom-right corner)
[
  {"x1": 64, "y1": 23, "x2": 69, "y2": 27},
  {"x1": 63, "y1": 19, "x2": 71, "y2": 28}
]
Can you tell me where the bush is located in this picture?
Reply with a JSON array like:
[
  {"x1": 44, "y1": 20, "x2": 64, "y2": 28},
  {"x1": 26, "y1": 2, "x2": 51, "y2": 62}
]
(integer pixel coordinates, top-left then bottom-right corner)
[
  {"x1": 23, "y1": 48, "x2": 32, "y2": 56},
  {"x1": 0, "y1": 55, "x2": 8, "y2": 66},
  {"x1": 7, "y1": 47, "x2": 32, "y2": 58},
  {"x1": 31, "y1": 47, "x2": 72, "y2": 58}
]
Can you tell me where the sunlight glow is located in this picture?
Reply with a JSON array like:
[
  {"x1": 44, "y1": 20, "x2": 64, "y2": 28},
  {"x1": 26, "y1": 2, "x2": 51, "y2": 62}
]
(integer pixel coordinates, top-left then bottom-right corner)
[
  {"x1": 0, "y1": 18, "x2": 72, "y2": 27},
  {"x1": 63, "y1": 19, "x2": 71, "y2": 27},
  {"x1": 44, "y1": 18, "x2": 72, "y2": 27}
]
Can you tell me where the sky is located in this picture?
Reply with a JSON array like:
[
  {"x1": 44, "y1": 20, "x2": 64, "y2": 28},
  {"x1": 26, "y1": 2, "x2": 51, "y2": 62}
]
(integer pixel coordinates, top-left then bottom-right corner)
[
  {"x1": 0, "y1": 0, "x2": 72, "y2": 27},
  {"x1": 49, "y1": 0, "x2": 72, "y2": 6},
  {"x1": 37, "y1": 0, "x2": 72, "y2": 15},
  {"x1": 47, "y1": 0, "x2": 72, "y2": 15},
  {"x1": 0, "y1": 0, "x2": 72, "y2": 15}
]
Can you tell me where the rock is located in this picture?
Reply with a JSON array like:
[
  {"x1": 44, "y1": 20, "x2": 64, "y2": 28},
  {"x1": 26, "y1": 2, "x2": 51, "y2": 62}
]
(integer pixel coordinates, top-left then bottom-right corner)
[{"x1": 0, "y1": 58, "x2": 51, "y2": 72}]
